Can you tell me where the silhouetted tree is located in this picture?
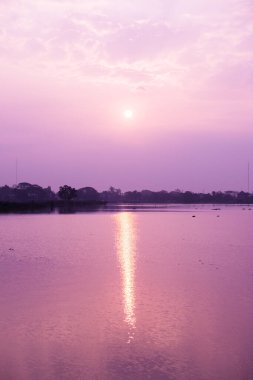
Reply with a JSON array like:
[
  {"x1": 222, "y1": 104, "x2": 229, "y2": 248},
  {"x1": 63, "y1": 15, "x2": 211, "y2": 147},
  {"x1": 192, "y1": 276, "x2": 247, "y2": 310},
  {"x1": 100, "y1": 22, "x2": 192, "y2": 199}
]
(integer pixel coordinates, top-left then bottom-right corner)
[
  {"x1": 237, "y1": 191, "x2": 250, "y2": 203},
  {"x1": 100, "y1": 187, "x2": 122, "y2": 202},
  {"x1": 76, "y1": 187, "x2": 100, "y2": 202},
  {"x1": 58, "y1": 185, "x2": 77, "y2": 201},
  {"x1": 11, "y1": 183, "x2": 55, "y2": 202},
  {"x1": 123, "y1": 190, "x2": 142, "y2": 203}
]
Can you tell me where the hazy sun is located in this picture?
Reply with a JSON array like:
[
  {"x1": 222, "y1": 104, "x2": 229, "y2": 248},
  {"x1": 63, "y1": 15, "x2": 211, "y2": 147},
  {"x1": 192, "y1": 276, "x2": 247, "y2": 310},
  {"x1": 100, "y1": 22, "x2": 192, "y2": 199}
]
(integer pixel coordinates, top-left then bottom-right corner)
[{"x1": 124, "y1": 109, "x2": 133, "y2": 119}]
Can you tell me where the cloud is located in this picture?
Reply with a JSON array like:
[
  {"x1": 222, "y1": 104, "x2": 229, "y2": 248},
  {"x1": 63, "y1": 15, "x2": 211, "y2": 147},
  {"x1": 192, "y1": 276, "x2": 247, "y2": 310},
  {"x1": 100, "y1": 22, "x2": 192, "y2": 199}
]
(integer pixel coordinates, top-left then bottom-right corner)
[{"x1": 0, "y1": 0, "x2": 252, "y2": 93}]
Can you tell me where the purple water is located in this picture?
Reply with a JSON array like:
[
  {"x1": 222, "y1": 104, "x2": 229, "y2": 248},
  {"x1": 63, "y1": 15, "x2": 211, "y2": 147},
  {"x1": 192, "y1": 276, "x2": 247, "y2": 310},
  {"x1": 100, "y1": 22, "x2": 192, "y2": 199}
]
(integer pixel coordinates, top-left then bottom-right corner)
[{"x1": 0, "y1": 206, "x2": 253, "y2": 379}]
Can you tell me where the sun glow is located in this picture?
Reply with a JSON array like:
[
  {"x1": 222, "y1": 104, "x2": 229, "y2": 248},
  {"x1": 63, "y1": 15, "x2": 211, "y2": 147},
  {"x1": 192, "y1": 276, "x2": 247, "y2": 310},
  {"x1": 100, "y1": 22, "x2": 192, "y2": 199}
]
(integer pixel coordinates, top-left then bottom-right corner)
[{"x1": 124, "y1": 109, "x2": 133, "y2": 119}]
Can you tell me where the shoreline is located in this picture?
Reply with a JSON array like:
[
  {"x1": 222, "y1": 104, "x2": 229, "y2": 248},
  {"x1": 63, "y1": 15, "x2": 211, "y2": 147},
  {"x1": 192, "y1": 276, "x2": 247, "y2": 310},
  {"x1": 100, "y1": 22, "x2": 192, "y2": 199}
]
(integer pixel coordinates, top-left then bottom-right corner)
[{"x1": 0, "y1": 201, "x2": 252, "y2": 214}]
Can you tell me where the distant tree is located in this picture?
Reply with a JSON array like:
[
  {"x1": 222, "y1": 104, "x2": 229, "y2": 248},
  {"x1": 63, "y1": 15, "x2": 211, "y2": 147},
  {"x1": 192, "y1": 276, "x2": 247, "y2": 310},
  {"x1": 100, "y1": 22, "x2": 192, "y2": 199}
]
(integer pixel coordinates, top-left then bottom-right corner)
[
  {"x1": 58, "y1": 185, "x2": 77, "y2": 201},
  {"x1": 183, "y1": 191, "x2": 196, "y2": 203},
  {"x1": 100, "y1": 186, "x2": 122, "y2": 202},
  {"x1": 76, "y1": 187, "x2": 100, "y2": 202},
  {"x1": 11, "y1": 183, "x2": 54, "y2": 203},
  {"x1": 123, "y1": 190, "x2": 141, "y2": 203},
  {"x1": 237, "y1": 191, "x2": 249, "y2": 204},
  {"x1": 0, "y1": 185, "x2": 12, "y2": 202}
]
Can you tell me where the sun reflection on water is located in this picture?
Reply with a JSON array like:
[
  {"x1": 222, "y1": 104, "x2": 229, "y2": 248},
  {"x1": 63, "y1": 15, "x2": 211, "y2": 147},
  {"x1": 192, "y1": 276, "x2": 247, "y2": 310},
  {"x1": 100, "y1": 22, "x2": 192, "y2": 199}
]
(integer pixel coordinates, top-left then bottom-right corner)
[{"x1": 116, "y1": 212, "x2": 136, "y2": 343}]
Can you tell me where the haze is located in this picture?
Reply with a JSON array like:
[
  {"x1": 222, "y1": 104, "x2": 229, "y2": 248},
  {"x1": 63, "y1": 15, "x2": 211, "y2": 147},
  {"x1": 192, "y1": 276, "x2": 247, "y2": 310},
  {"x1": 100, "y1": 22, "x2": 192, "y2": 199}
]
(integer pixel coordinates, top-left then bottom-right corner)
[{"x1": 0, "y1": 0, "x2": 252, "y2": 192}]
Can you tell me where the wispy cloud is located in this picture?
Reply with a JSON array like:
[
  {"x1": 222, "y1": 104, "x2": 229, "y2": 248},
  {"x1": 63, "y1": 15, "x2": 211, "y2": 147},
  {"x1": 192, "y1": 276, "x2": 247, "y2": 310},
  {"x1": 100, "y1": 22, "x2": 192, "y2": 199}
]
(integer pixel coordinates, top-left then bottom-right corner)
[{"x1": 0, "y1": 0, "x2": 252, "y2": 93}]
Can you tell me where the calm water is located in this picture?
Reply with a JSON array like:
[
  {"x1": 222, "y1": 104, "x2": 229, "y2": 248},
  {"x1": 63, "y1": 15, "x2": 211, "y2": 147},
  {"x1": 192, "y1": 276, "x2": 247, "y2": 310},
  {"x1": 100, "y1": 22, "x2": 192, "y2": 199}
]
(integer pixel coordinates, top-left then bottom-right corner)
[{"x1": 1, "y1": 206, "x2": 253, "y2": 380}]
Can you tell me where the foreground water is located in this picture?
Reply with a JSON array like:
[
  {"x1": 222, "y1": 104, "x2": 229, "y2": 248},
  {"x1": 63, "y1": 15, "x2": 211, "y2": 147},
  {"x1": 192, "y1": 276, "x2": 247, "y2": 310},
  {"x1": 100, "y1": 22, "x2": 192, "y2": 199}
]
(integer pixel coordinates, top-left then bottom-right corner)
[{"x1": 0, "y1": 206, "x2": 253, "y2": 380}]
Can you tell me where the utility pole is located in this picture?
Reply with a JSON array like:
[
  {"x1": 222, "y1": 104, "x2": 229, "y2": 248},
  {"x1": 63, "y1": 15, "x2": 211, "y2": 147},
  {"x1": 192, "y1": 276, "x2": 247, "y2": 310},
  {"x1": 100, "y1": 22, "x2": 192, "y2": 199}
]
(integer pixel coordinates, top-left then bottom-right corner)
[
  {"x1": 248, "y1": 162, "x2": 250, "y2": 193},
  {"x1": 15, "y1": 158, "x2": 18, "y2": 186}
]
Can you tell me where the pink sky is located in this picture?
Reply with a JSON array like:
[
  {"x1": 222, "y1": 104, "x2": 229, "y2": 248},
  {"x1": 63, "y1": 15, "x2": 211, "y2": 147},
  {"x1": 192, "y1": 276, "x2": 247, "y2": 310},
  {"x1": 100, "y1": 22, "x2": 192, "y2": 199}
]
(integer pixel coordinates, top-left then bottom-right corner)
[{"x1": 0, "y1": 0, "x2": 253, "y2": 191}]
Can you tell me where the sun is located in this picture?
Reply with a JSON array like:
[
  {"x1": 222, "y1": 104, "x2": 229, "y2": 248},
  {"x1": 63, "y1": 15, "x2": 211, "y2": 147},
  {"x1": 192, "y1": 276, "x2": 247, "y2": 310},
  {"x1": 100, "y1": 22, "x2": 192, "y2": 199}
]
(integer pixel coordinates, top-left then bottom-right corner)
[{"x1": 124, "y1": 109, "x2": 133, "y2": 119}]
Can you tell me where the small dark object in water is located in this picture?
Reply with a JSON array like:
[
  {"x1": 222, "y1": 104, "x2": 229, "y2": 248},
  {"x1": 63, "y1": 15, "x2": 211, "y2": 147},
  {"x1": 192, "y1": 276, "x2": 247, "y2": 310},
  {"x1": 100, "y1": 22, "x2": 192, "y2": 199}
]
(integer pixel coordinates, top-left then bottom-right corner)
[
  {"x1": 8, "y1": 248, "x2": 14, "y2": 251},
  {"x1": 217, "y1": 215, "x2": 220, "y2": 218},
  {"x1": 192, "y1": 215, "x2": 196, "y2": 218}
]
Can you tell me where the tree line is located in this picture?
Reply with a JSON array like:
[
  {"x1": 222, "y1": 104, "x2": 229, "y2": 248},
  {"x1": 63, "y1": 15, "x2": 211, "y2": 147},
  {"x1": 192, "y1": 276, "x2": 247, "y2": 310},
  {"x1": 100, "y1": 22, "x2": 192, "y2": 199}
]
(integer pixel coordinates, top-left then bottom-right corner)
[{"x1": 0, "y1": 182, "x2": 252, "y2": 204}]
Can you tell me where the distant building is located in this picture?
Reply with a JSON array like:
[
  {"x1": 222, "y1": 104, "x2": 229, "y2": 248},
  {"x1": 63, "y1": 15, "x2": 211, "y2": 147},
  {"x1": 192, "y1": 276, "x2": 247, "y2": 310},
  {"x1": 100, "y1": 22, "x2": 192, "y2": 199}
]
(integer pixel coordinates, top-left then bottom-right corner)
[{"x1": 225, "y1": 191, "x2": 239, "y2": 198}]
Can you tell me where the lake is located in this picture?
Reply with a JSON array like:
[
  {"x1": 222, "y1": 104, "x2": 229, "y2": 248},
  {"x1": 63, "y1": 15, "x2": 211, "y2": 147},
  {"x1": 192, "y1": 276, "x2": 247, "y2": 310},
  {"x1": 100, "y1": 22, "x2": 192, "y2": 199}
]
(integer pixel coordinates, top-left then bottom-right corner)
[{"x1": 0, "y1": 205, "x2": 253, "y2": 379}]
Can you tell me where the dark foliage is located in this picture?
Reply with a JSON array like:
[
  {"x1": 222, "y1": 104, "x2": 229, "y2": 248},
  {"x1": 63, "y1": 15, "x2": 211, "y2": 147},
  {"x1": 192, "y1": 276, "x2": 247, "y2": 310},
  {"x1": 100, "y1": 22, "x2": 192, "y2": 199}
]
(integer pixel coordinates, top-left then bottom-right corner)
[
  {"x1": 0, "y1": 183, "x2": 253, "y2": 210},
  {"x1": 57, "y1": 185, "x2": 77, "y2": 201},
  {"x1": 76, "y1": 187, "x2": 99, "y2": 202}
]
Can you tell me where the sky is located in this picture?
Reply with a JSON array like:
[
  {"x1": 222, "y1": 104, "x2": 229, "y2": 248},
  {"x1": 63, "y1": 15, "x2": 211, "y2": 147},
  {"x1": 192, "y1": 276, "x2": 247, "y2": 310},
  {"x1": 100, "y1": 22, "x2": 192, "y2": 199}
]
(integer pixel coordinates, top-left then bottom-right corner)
[{"x1": 0, "y1": 0, "x2": 253, "y2": 192}]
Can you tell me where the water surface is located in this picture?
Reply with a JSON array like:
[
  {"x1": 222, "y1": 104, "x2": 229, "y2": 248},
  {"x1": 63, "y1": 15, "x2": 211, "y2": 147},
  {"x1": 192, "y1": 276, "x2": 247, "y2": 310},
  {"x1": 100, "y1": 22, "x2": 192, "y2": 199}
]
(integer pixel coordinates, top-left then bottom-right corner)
[{"x1": 0, "y1": 206, "x2": 253, "y2": 379}]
